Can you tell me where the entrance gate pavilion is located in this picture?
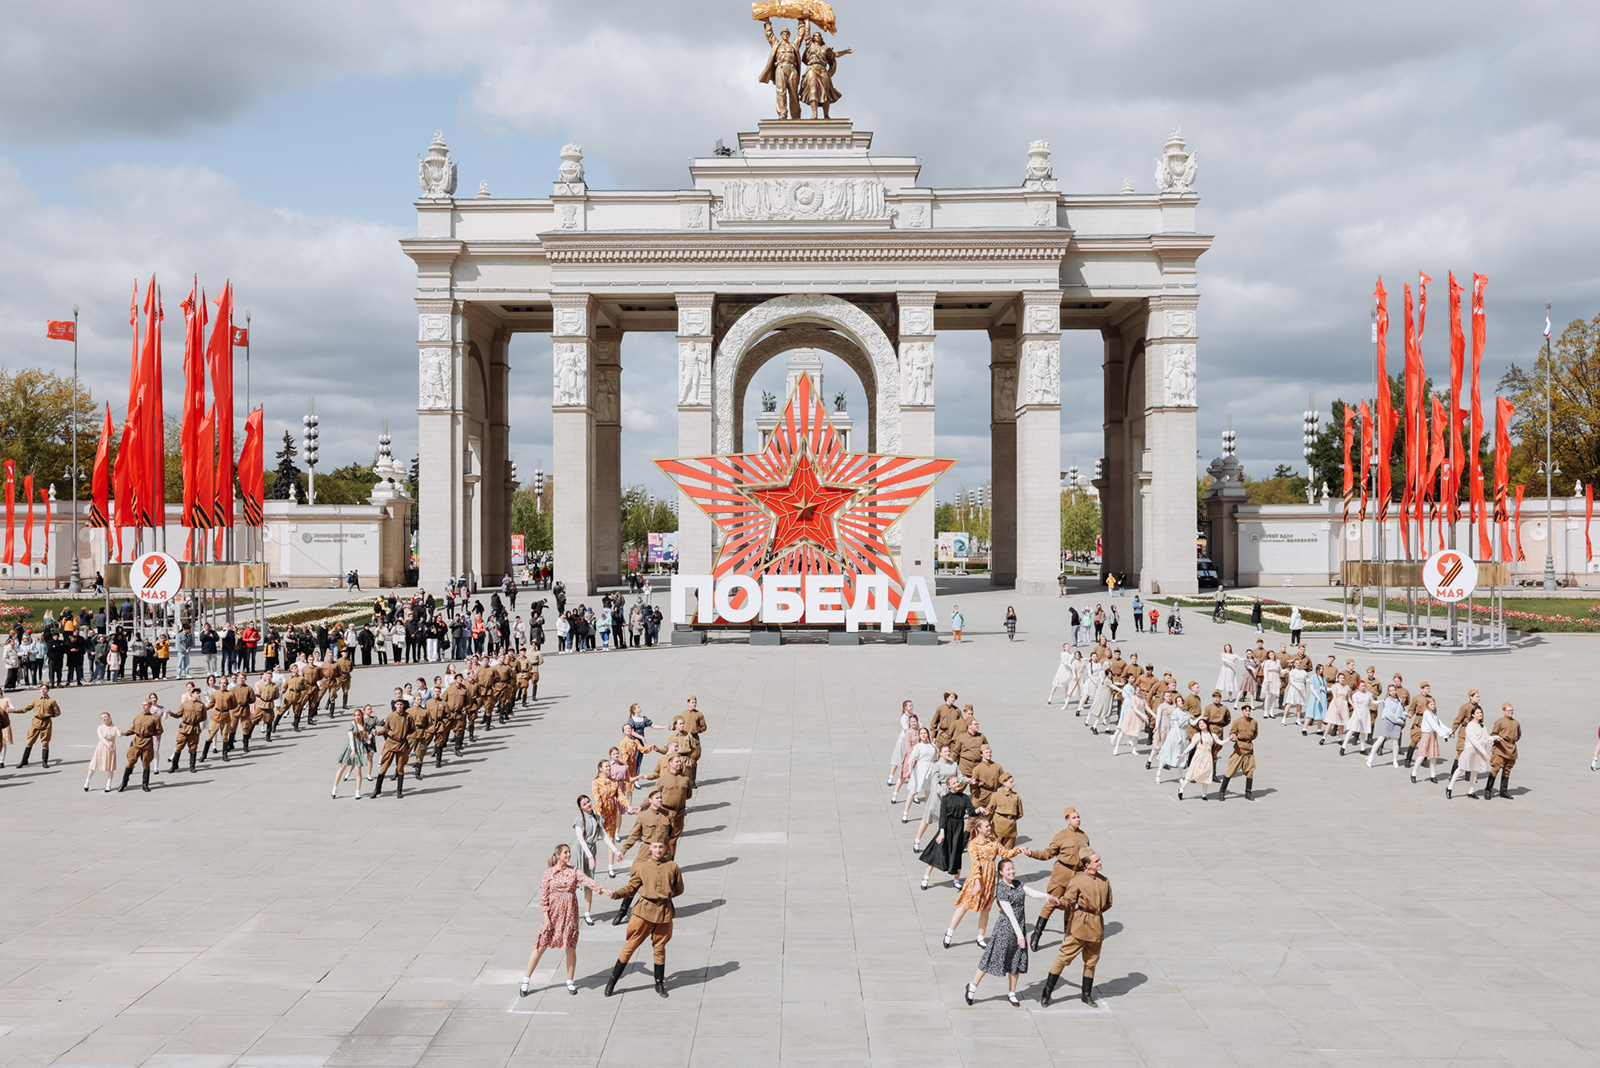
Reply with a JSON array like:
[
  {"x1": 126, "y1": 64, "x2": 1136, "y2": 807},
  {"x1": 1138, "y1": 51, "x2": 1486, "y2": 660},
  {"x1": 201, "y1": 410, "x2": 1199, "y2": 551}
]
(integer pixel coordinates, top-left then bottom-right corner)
[{"x1": 403, "y1": 122, "x2": 1211, "y2": 596}]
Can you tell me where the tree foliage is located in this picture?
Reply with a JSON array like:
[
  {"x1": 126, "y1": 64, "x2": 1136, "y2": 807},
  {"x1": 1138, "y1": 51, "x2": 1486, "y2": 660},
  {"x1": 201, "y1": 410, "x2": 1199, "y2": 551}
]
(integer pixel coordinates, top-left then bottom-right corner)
[
  {"x1": 0, "y1": 367, "x2": 99, "y2": 498},
  {"x1": 1060, "y1": 490, "x2": 1100, "y2": 552},
  {"x1": 1499, "y1": 313, "x2": 1600, "y2": 491}
]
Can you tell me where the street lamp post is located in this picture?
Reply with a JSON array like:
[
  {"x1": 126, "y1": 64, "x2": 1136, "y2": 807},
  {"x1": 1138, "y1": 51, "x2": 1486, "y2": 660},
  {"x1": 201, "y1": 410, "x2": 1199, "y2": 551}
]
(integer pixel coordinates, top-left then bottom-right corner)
[
  {"x1": 534, "y1": 467, "x2": 545, "y2": 515},
  {"x1": 302, "y1": 403, "x2": 320, "y2": 505},
  {"x1": 1303, "y1": 400, "x2": 1322, "y2": 504},
  {"x1": 1544, "y1": 300, "x2": 1557, "y2": 591},
  {"x1": 68, "y1": 303, "x2": 81, "y2": 593}
]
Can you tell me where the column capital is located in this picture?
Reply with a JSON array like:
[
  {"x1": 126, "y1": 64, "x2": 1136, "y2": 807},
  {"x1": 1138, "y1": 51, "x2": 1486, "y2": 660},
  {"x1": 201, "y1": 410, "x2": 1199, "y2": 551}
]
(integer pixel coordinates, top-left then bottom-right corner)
[
  {"x1": 896, "y1": 291, "x2": 937, "y2": 340},
  {"x1": 551, "y1": 293, "x2": 595, "y2": 339},
  {"x1": 1016, "y1": 291, "x2": 1060, "y2": 338},
  {"x1": 675, "y1": 294, "x2": 714, "y2": 340}
]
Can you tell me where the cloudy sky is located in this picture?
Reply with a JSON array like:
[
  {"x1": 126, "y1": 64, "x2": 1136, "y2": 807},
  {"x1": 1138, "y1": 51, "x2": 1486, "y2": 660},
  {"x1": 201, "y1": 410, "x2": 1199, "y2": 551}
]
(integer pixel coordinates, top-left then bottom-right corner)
[{"x1": 2, "y1": 0, "x2": 1594, "y2": 504}]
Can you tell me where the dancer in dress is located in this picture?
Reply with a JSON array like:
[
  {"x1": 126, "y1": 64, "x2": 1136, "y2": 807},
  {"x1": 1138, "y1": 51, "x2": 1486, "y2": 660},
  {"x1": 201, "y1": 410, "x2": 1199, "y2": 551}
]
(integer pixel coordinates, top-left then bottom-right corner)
[
  {"x1": 1216, "y1": 644, "x2": 1242, "y2": 700},
  {"x1": 573, "y1": 796, "x2": 609, "y2": 921},
  {"x1": 1084, "y1": 659, "x2": 1115, "y2": 734},
  {"x1": 1322, "y1": 671, "x2": 1349, "y2": 740},
  {"x1": 888, "y1": 709, "x2": 922, "y2": 803},
  {"x1": 519, "y1": 843, "x2": 613, "y2": 997},
  {"x1": 886, "y1": 699, "x2": 914, "y2": 786},
  {"x1": 1178, "y1": 720, "x2": 1219, "y2": 800},
  {"x1": 964, "y1": 858, "x2": 1059, "y2": 1007},
  {"x1": 941, "y1": 819, "x2": 1025, "y2": 948},
  {"x1": 86, "y1": 711, "x2": 118, "y2": 792},
  {"x1": 1261, "y1": 651, "x2": 1283, "y2": 714},
  {"x1": 1109, "y1": 677, "x2": 1150, "y2": 757},
  {"x1": 1304, "y1": 668, "x2": 1328, "y2": 737},
  {"x1": 1284, "y1": 659, "x2": 1308, "y2": 724},
  {"x1": 1368, "y1": 684, "x2": 1408, "y2": 768},
  {"x1": 1447, "y1": 706, "x2": 1492, "y2": 799},
  {"x1": 899, "y1": 727, "x2": 937, "y2": 824},
  {"x1": 332, "y1": 706, "x2": 370, "y2": 798},
  {"x1": 1152, "y1": 695, "x2": 1193, "y2": 783},
  {"x1": 1340, "y1": 679, "x2": 1372, "y2": 756},
  {"x1": 919, "y1": 776, "x2": 977, "y2": 890},
  {"x1": 591, "y1": 755, "x2": 628, "y2": 872},
  {"x1": 912, "y1": 744, "x2": 964, "y2": 849},
  {"x1": 1410, "y1": 697, "x2": 1449, "y2": 783},
  {"x1": 1046, "y1": 644, "x2": 1075, "y2": 706}
]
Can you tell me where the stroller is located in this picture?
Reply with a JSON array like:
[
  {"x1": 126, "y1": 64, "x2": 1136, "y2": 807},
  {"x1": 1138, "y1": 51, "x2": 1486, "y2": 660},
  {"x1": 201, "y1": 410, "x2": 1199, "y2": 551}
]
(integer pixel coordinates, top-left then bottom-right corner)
[{"x1": 1168, "y1": 610, "x2": 1184, "y2": 635}]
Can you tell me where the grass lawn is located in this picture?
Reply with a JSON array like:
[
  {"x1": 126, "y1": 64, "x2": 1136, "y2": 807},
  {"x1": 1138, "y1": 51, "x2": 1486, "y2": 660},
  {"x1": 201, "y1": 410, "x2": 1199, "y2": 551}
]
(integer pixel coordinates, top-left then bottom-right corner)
[{"x1": 0, "y1": 593, "x2": 271, "y2": 631}]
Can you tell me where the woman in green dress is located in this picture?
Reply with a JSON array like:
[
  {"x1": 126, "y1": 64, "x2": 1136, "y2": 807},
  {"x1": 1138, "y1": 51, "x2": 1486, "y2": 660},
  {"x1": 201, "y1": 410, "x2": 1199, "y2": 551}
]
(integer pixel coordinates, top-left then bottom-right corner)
[{"x1": 332, "y1": 705, "x2": 372, "y2": 799}]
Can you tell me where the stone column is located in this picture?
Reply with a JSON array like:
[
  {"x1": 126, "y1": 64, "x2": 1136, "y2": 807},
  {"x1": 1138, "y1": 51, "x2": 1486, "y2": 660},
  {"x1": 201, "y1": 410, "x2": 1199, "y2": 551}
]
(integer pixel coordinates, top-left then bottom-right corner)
[
  {"x1": 1099, "y1": 326, "x2": 1129, "y2": 585},
  {"x1": 897, "y1": 293, "x2": 937, "y2": 589},
  {"x1": 1015, "y1": 292, "x2": 1062, "y2": 596},
  {"x1": 417, "y1": 303, "x2": 467, "y2": 591},
  {"x1": 551, "y1": 294, "x2": 596, "y2": 595},
  {"x1": 676, "y1": 295, "x2": 715, "y2": 576},
  {"x1": 593, "y1": 329, "x2": 623, "y2": 588},
  {"x1": 988, "y1": 327, "x2": 1018, "y2": 587},
  {"x1": 1142, "y1": 297, "x2": 1200, "y2": 595},
  {"x1": 481, "y1": 327, "x2": 513, "y2": 585}
]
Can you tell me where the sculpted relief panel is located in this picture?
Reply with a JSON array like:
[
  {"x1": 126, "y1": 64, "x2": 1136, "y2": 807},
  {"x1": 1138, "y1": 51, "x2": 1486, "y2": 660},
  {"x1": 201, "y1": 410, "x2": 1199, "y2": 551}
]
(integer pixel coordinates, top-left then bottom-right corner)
[
  {"x1": 900, "y1": 342, "x2": 933, "y2": 407},
  {"x1": 712, "y1": 178, "x2": 890, "y2": 222},
  {"x1": 1163, "y1": 344, "x2": 1197, "y2": 407},
  {"x1": 1022, "y1": 339, "x2": 1061, "y2": 406},
  {"x1": 419, "y1": 347, "x2": 452, "y2": 409},
  {"x1": 418, "y1": 314, "x2": 450, "y2": 343},
  {"x1": 553, "y1": 343, "x2": 588, "y2": 407}
]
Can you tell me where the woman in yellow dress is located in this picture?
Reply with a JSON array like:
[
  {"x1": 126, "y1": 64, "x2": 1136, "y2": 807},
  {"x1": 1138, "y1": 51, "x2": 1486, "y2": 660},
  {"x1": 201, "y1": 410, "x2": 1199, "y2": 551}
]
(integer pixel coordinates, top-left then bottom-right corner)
[
  {"x1": 941, "y1": 818, "x2": 1026, "y2": 949},
  {"x1": 591, "y1": 758, "x2": 625, "y2": 846}
]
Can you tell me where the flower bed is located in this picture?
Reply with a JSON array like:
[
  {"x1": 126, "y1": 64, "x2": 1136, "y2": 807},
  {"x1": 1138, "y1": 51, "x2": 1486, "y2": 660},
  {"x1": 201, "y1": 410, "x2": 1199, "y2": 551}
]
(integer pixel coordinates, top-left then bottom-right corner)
[
  {"x1": 1162, "y1": 595, "x2": 1356, "y2": 633},
  {"x1": 1355, "y1": 596, "x2": 1600, "y2": 634},
  {"x1": 268, "y1": 607, "x2": 376, "y2": 628}
]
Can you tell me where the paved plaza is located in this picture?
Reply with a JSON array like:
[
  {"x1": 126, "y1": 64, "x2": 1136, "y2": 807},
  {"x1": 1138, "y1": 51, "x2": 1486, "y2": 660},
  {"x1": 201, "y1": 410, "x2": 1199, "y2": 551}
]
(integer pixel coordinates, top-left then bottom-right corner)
[{"x1": 2, "y1": 581, "x2": 1597, "y2": 1068}]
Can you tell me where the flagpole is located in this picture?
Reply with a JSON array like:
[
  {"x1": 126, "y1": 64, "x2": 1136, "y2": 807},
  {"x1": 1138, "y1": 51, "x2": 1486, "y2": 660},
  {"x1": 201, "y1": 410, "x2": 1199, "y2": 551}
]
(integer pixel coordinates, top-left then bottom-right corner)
[
  {"x1": 1544, "y1": 300, "x2": 1556, "y2": 592},
  {"x1": 69, "y1": 304, "x2": 82, "y2": 594}
]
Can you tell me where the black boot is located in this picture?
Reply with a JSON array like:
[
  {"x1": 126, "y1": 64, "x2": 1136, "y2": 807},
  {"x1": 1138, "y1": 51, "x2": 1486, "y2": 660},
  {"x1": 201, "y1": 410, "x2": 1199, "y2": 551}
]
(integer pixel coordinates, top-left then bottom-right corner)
[
  {"x1": 395, "y1": 772, "x2": 405, "y2": 799},
  {"x1": 373, "y1": 773, "x2": 385, "y2": 798},
  {"x1": 612, "y1": 898, "x2": 633, "y2": 926},
  {"x1": 169, "y1": 753, "x2": 180, "y2": 774},
  {"x1": 17, "y1": 746, "x2": 30, "y2": 767},
  {"x1": 119, "y1": 767, "x2": 133, "y2": 792},
  {"x1": 1080, "y1": 975, "x2": 1094, "y2": 1005},
  {"x1": 242, "y1": 731, "x2": 250, "y2": 753},
  {"x1": 412, "y1": 760, "x2": 423, "y2": 780},
  {"x1": 1217, "y1": 777, "x2": 1229, "y2": 802},
  {"x1": 435, "y1": 747, "x2": 444, "y2": 768},
  {"x1": 41, "y1": 746, "x2": 49, "y2": 769},
  {"x1": 1244, "y1": 777, "x2": 1255, "y2": 801},
  {"x1": 141, "y1": 767, "x2": 151, "y2": 793},
  {"x1": 1481, "y1": 772, "x2": 1495, "y2": 799},
  {"x1": 653, "y1": 962, "x2": 668, "y2": 998},
  {"x1": 604, "y1": 959, "x2": 626, "y2": 997},
  {"x1": 189, "y1": 753, "x2": 197, "y2": 773},
  {"x1": 1498, "y1": 772, "x2": 1511, "y2": 799},
  {"x1": 1028, "y1": 915, "x2": 1047, "y2": 952},
  {"x1": 1448, "y1": 758, "x2": 1459, "y2": 777},
  {"x1": 1040, "y1": 971, "x2": 1061, "y2": 1008}
]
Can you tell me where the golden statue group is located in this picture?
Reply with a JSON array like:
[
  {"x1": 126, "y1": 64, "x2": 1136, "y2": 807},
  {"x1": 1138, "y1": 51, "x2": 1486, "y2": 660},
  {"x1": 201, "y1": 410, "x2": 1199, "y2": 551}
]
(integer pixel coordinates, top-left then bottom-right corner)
[{"x1": 753, "y1": 1, "x2": 853, "y2": 120}]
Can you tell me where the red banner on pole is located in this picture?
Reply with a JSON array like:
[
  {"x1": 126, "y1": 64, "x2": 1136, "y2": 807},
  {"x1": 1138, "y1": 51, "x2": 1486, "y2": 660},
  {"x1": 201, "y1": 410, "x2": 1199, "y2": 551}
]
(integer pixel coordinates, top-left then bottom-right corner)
[
  {"x1": 232, "y1": 326, "x2": 249, "y2": 347},
  {"x1": 90, "y1": 405, "x2": 112, "y2": 529},
  {"x1": 20, "y1": 475, "x2": 33, "y2": 565},
  {"x1": 37, "y1": 484, "x2": 49, "y2": 566},
  {"x1": 1513, "y1": 485, "x2": 1525, "y2": 562},
  {"x1": 1587, "y1": 484, "x2": 1594, "y2": 562},
  {"x1": 46, "y1": 320, "x2": 75, "y2": 341},
  {"x1": 1494, "y1": 396, "x2": 1514, "y2": 560},
  {"x1": 1470, "y1": 274, "x2": 1490, "y2": 559},
  {"x1": 1447, "y1": 273, "x2": 1465, "y2": 523},
  {"x1": 1374, "y1": 279, "x2": 1393, "y2": 525},
  {"x1": 3, "y1": 460, "x2": 13, "y2": 565}
]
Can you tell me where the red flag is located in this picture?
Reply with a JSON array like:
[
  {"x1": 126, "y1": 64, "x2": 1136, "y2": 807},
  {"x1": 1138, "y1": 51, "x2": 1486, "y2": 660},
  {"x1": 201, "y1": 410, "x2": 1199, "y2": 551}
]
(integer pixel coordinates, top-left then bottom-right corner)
[
  {"x1": 196, "y1": 406, "x2": 216, "y2": 537},
  {"x1": 46, "y1": 320, "x2": 75, "y2": 341},
  {"x1": 1342, "y1": 404, "x2": 1355, "y2": 524},
  {"x1": 1494, "y1": 395, "x2": 1514, "y2": 560},
  {"x1": 1374, "y1": 279, "x2": 1394, "y2": 525},
  {"x1": 137, "y1": 278, "x2": 167, "y2": 528},
  {"x1": 1400, "y1": 282, "x2": 1417, "y2": 555},
  {"x1": 1587, "y1": 484, "x2": 1594, "y2": 562},
  {"x1": 90, "y1": 405, "x2": 112, "y2": 529},
  {"x1": 1359, "y1": 400, "x2": 1373, "y2": 521},
  {"x1": 1413, "y1": 275, "x2": 1430, "y2": 550},
  {"x1": 1513, "y1": 484, "x2": 1526, "y2": 562},
  {"x1": 1428, "y1": 394, "x2": 1446, "y2": 543},
  {"x1": 2, "y1": 460, "x2": 13, "y2": 565},
  {"x1": 239, "y1": 408, "x2": 265, "y2": 525},
  {"x1": 20, "y1": 475, "x2": 33, "y2": 566},
  {"x1": 1470, "y1": 274, "x2": 1489, "y2": 558},
  {"x1": 115, "y1": 281, "x2": 143, "y2": 559},
  {"x1": 180, "y1": 279, "x2": 208, "y2": 531},
  {"x1": 207, "y1": 282, "x2": 235, "y2": 534},
  {"x1": 1447, "y1": 273, "x2": 1465, "y2": 523},
  {"x1": 37, "y1": 484, "x2": 49, "y2": 566},
  {"x1": 232, "y1": 326, "x2": 249, "y2": 347}
]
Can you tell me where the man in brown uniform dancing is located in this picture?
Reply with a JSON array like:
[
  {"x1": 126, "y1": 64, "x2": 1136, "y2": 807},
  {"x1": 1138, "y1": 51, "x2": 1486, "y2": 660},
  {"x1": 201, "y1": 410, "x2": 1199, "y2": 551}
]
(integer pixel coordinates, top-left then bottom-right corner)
[
  {"x1": 202, "y1": 682, "x2": 233, "y2": 763},
  {"x1": 1483, "y1": 701, "x2": 1521, "y2": 800},
  {"x1": 169, "y1": 685, "x2": 208, "y2": 773},
  {"x1": 119, "y1": 698, "x2": 163, "y2": 793},
  {"x1": 1026, "y1": 807, "x2": 1090, "y2": 951},
  {"x1": 605, "y1": 840, "x2": 684, "y2": 999},
  {"x1": 18, "y1": 684, "x2": 61, "y2": 768},
  {"x1": 1039, "y1": 849, "x2": 1113, "y2": 1008},
  {"x1": 373, "y1": 697, "x2": 412, "y2": 798},
  {"x1": 1217, "y1": 704, "x2": 1259, "y2": 802}
]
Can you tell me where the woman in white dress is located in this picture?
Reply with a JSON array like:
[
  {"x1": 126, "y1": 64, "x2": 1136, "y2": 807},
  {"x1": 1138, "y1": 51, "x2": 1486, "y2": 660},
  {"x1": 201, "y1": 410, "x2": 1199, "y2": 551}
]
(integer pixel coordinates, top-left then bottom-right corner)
[
  {"x1": 886, "y1": 701, "x2": 916, "y2": 793},
  {"x1": 1260, "y1": 652, "x2": 1286, "y2": 716},
  {"x1": 1084, "y1": 660, "x2": 1115, "y2": 734},
  {"x1": 1147, "y1": 692, "x2": 1176, "y2": 769},
  {"x1": 1410, "y1": 697, "x2": 1450, "y2": 783},
  {"x1": 1046, "y1": 644, "x2": 1075, "y2": 706},
  {"x1": 1341, "y1": 680, "x2": 1374, "y2": 756},
  {"x1": 900, "y1": 728, "x2": 938, "y2": 823},
  {"x1": 1076, "y1": 653, "x2": 1104, "y2": 717},
  {"x1": 1178, "y1": 722, "x2": 1219, "y2": 800},
  {"x1": 1284, "y1": 662, "x2": 1308, "y2": 724},
  {"x1": 1447, "y1": 706, "x2": 1493, "y2": 799},
  {"x1": 1216, "y1": 645, "x2": 1242, "y2": 700},
  {"x1": 1153, "y1": 699, "x2": 1192, "y2": 783},
  {"x1": 86, "y1": 711, "x2": 119, "y2": 792},
  {"x1": 1110, "y1": 679, "x2": 1150, "y2": 757}
]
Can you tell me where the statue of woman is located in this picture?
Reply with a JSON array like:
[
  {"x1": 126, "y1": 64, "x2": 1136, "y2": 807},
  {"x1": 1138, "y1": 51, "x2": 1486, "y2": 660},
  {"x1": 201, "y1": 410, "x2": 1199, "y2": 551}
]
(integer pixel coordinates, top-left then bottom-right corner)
[{"x1": 799, "y1": 25, "x2": 853, "y2": 120}]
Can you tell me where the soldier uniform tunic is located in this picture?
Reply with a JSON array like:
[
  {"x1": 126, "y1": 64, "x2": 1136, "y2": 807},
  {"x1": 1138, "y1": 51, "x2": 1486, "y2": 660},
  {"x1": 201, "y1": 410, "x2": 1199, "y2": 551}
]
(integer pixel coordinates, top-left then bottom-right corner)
[{"x1": 1050, "y1": 870, "x2": 1113, "y2": 979}]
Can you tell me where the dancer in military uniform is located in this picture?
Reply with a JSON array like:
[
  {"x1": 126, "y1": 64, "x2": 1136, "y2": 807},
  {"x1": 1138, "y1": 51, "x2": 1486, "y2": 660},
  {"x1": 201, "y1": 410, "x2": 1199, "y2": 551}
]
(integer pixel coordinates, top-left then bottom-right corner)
[
  {"x1": 1026, "y1": 807, "x2": 1090, "y2": 950},
  {"x1": 1039, "y1": 849, "x2": 1112, "y2": 1007},
  {"x1": 372, "y1": 695, "x2": 412, "y2": 798},
  {"x1": 118, "y1": 698, "x2": 164, "y2": 793},
  {"x1": 169, "y1": 684, "x2": 208, "y2": 773},
  {"x1": 17, "y1": 683, "x2": 61, "y2": 768},
  {"x1": 604, "y1": 840, "x2": 684, "y2": 999}
]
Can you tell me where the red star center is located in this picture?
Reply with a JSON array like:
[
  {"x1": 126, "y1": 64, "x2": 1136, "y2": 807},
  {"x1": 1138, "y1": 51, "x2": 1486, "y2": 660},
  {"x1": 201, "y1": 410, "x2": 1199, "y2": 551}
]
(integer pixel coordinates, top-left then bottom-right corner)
[{"x1": 746, "y1": 450, "x2": 858, "y2": 562}]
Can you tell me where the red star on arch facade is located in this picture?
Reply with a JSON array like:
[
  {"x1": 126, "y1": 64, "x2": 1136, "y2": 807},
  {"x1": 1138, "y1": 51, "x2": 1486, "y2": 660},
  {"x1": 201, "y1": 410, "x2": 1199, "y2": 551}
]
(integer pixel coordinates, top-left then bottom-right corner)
[{"x1": 655, "y1": 373, "x2": 955, "y2": 608}]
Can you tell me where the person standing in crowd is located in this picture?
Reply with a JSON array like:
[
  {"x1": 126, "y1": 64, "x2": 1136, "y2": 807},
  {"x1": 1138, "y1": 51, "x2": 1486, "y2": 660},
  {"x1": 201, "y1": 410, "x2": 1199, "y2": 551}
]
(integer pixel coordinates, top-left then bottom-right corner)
[
  {"x1": 520, "y1": 843, "x2": 614, "y2": 998},
  {"x1": 1038, "y1": 849, "x2": 1112, "y2": 1007},
  {"x1": 1131, "y1": 593, "x2": 1144, "y2": 632},
  {"x1": 1003, "y1": 606, "x2": 1017, "y2": 642},
  {"x1": 950, "y1": 604, "x2": 965, "y2": 643}
]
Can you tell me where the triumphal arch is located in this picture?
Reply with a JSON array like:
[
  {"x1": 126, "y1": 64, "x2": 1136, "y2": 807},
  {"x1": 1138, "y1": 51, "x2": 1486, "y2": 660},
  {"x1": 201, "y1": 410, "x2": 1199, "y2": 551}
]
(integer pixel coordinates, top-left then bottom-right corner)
[{"x1": 404, "y1": 92, "x2": 1210, "y2": 598}]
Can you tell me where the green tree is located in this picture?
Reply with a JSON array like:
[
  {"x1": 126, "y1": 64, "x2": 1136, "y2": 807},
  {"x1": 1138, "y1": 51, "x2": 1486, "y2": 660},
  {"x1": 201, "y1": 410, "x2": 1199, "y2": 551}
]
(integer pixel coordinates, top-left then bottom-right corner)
[
  {"x1": 1060, "y1": 490, "x2": 1100, "y2": 553},
  {"x1": 268, "y1": 430, "x2": 304, "y2": 502},
  {"x1": 511, "y1": 487, "x2": 552, "y2": 552},
  {"x1": 934, "y1": 501, "x2": 956, "y2": 532},
  {"x1": 0, "y1": 367, "x2": 99, "y2": 498},
  {"x1": 1499, "y1": 313, "x2": 1600, "y2": 490}
]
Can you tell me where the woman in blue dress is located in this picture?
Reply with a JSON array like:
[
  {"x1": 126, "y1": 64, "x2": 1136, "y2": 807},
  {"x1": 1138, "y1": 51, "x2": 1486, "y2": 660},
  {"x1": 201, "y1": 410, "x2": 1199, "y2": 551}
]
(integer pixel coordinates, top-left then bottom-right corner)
[{"x1": 1304, "y1": 669, "x2": 1329, "y2": 730}]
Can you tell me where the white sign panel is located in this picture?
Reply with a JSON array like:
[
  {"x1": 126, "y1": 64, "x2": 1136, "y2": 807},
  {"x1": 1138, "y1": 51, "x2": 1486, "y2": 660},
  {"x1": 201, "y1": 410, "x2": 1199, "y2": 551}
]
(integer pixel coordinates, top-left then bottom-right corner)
[
  {"x1": 671, "y1": 572, "x2": 937, "y2": 632},
  {"x1": 1422, "y1": 550, "x2": 1478, "y2": 603},
  {"x1": 131, "y1": 551, "x2": 182, "y2": 604}
]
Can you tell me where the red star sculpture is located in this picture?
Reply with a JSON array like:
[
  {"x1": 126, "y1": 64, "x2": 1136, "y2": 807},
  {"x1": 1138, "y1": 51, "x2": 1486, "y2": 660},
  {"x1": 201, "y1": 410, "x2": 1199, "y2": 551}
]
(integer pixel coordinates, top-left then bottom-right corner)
[{"x1": 655, "y1": 372, "x2": 955, "y2": 611}]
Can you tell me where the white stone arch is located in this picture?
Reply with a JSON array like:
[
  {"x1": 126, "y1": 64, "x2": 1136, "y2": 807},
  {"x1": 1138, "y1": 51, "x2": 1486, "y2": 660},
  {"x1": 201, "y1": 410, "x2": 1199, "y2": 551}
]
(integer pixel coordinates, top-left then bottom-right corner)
[
  {"x1": 735, "y1": 325, "x2": 880, "y2": 452},
  {"x1": 715, "y1": 294, "x2": 900, "y2": 455}
]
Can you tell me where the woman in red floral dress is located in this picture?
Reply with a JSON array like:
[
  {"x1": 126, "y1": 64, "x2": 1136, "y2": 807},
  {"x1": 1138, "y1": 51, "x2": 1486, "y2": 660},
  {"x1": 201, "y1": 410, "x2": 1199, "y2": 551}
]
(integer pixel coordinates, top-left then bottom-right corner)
[{"x1": 520, "y1": 844, "x2": 613, "y2": 997}]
